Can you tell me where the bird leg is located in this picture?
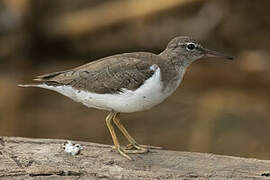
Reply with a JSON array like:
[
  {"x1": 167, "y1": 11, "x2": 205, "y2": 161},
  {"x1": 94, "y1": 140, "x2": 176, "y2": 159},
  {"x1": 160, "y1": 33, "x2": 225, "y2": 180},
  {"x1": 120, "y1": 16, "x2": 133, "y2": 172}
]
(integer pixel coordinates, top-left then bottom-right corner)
[
  {"x1": 105, "y1": 112, "x2": 132, "y2": 160},
  {"x1": 112, "y1": 113, "x2": 162, "y2": 152}
]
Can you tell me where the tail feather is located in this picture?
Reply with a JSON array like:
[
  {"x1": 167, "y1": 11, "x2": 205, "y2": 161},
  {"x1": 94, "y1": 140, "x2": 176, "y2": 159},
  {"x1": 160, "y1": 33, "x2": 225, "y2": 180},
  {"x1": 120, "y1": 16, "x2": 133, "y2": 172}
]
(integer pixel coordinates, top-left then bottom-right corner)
[
  {"x1": 19, "y1": 70, "x2": 69, "y2": 87},
  {"x1": 18, "y1": 84, "x2": 42, "y2": 88},
  {"x1": 34, "y1": 70, "x2": 67, "y2": 81}
]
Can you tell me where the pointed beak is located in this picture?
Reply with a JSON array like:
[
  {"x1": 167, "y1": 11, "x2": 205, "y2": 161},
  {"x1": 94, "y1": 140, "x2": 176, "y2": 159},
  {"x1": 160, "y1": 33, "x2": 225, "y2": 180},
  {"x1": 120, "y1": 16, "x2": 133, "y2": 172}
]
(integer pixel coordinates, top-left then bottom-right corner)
[{"x1": 204, "y1": 48, "x2": 233, "y2": 60}]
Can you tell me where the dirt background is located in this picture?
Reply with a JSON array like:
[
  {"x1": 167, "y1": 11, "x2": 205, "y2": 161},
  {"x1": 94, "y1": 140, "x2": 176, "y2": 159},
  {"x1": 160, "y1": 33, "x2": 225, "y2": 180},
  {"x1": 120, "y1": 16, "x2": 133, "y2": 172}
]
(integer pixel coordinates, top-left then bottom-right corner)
[{"x1": 1, "y1": 0, "x2": 270, "y2": 160}]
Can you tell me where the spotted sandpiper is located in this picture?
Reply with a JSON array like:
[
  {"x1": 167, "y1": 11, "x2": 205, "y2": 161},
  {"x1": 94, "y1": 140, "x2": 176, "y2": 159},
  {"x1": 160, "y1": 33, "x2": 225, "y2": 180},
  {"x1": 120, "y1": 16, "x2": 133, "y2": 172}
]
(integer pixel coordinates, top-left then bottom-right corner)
[{"x1": 19, "y1": 36, "x2": 232, "y2": 160}]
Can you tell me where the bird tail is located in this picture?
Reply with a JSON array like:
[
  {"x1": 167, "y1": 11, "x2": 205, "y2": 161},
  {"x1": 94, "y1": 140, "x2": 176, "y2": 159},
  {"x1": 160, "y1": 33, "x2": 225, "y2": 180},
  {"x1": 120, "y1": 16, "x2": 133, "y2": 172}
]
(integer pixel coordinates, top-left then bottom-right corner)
[
  {"x1": 18, "y1": 70, "x2": 68, "y2": 88},
  {"x1": 17, "y1": 84, "x2": 43, "y2": 88},
  {"x1": 33, "y1": 70, "x2": 67, "y2": 82}
]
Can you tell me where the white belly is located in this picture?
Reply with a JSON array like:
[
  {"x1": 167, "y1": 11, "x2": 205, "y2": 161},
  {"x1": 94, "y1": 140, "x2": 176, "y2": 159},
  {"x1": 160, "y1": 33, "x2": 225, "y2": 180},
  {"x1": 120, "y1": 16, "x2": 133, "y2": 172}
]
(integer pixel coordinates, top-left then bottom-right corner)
[{"x1": 38, "y1": 65, "x2": 185, "y2": 113}]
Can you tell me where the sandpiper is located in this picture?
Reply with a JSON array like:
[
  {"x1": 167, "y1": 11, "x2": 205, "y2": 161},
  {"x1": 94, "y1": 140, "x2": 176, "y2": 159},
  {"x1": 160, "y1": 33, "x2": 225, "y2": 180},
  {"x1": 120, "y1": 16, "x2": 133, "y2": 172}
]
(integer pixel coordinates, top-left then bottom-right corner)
[{"x1": 19, "y1": 36, "x2": 232, "y2": 160}]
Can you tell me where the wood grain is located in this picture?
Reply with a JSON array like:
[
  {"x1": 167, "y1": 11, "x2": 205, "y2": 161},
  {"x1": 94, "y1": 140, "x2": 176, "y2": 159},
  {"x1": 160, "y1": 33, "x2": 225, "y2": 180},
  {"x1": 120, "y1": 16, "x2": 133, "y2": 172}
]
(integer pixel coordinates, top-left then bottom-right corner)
[{"x1": 0, "y1": 136, "x2": 270, "y2": 179}]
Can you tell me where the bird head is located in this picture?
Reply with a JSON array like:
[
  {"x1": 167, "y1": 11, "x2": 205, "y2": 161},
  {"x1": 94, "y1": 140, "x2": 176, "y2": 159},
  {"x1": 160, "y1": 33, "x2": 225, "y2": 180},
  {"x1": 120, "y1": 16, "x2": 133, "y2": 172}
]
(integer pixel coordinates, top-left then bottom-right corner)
[{"x1": 162, "y1": 36, "x2": 233, "y2": 66}]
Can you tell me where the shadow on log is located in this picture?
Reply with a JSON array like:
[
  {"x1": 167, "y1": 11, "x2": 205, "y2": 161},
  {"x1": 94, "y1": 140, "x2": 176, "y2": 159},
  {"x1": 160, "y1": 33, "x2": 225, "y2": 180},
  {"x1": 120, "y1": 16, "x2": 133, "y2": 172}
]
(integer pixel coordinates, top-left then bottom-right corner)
[{"x1": 0, "y1": 136, "x2": 270, "y2": 179}]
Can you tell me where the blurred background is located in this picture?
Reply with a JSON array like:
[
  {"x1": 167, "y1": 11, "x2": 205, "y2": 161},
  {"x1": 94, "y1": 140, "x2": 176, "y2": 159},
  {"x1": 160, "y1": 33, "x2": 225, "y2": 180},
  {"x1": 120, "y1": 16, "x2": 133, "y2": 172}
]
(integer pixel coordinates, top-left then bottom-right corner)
[{"x1": 1, "y1": 0, "x2": 270, "y2": 160}]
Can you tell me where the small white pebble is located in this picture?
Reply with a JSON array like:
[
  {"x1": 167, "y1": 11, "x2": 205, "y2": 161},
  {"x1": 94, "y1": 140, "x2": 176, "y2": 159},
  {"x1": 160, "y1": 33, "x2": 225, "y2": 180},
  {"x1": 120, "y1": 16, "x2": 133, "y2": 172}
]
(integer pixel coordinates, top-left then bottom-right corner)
[{"x1": 63, "y1": 141, "x2": 83, "y2": 155}]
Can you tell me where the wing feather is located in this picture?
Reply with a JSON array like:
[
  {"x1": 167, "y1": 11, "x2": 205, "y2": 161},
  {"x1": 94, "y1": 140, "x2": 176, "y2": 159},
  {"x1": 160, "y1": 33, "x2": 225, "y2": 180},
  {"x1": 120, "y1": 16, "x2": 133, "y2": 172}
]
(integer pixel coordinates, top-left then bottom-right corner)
[{"x1": 35, "y1": 53, "x2": 159, "y2": 94}]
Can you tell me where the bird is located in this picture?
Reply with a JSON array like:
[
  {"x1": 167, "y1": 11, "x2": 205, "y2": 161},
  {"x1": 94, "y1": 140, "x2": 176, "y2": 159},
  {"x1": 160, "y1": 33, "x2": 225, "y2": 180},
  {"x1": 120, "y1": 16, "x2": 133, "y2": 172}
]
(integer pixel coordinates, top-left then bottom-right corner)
[{"x1": 19, "y1": 36, "x2": 233, "y2": 160}]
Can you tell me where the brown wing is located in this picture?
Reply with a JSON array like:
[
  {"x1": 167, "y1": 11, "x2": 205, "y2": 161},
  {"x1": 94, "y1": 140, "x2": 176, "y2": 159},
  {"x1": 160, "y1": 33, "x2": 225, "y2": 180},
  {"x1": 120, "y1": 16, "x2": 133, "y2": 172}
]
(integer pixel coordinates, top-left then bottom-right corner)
[{"x1": 35, "y1": 52, "x2": 159, "y2": 94}]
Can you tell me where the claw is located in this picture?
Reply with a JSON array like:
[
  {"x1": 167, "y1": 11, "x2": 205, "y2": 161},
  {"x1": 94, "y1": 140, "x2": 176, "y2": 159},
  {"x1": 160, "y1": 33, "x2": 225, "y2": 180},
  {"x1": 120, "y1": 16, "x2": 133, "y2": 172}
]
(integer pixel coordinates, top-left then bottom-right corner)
[
  {"x1": 125, "y1": 149, "x2": 148, "y2": 154},
  {"x1": 126, "y1": 143, "x2": 162, "y2": 152},
  {"x1": 112, "y1": 146, "x2": 133, "y2": 160},
  {"x1": 126, "y1": 143, "x2": 162, "y2": 150},
  {"x1": 116, "y1": 147, "x2": 133, "y2": 161},
  {"x1": 139, "y1": 144, "x2": 163, "y2": 150},
  {"x1": 126, "y1": 144, "x2": 148, "y2": 153}
]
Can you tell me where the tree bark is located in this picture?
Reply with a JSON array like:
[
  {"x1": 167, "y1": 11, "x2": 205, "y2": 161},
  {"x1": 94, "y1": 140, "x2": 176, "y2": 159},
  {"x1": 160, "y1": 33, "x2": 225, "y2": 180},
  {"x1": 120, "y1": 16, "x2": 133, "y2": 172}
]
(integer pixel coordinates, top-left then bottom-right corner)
[{"x1": 0, "y1": 136, "x2": 270, "y2": 179}]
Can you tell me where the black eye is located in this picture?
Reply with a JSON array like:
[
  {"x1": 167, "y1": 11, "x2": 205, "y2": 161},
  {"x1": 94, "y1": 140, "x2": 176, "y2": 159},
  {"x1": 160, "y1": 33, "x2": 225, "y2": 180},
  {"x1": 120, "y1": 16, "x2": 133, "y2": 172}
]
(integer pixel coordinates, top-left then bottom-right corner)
[{"x1": 186, "y1": 43, "x2": 196, "y2": 51}]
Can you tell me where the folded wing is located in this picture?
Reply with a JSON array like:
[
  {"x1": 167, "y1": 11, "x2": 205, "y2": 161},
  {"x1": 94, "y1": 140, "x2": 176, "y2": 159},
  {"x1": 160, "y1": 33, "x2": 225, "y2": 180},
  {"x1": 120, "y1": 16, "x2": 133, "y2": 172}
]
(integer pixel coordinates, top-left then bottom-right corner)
[{"x1": 34, "y1": 53, "x2": 157, "y2": 94}]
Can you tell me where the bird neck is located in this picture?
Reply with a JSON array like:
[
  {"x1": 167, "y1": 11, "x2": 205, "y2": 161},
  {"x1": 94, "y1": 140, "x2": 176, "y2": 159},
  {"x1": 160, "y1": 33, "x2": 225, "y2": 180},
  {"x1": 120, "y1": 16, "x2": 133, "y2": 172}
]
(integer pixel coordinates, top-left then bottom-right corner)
[{"x1": 159, "y1": 50, "x2": 191, "y2": 69}]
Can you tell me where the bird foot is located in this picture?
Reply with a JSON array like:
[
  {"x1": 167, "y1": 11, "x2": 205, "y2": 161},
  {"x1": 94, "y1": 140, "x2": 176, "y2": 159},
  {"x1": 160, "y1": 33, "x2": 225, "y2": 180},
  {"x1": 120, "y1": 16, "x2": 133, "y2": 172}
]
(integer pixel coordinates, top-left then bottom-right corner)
[
  {"x1": 126, "y1": 143, "x2": 163, "y2": 151},
  {"x1": 112, "y1": 146, "x2": 150, "y2": 160},
  {"x1": 112, "y1": 146, "x2": 133, "y2": 160}
]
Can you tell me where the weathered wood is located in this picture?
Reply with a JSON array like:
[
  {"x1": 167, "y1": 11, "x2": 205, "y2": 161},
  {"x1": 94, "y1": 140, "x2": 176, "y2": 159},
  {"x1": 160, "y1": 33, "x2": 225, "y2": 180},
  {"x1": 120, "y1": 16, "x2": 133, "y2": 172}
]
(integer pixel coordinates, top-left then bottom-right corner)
[{"x1": 0, "y1": 136, "x2": 270, "y2": 179}]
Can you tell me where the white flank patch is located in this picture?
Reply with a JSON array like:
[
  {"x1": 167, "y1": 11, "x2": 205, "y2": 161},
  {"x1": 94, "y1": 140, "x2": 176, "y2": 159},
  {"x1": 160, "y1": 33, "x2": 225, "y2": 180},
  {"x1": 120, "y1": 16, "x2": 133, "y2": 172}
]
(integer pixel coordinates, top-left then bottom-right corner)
[{"x1": 33, "y1": 64, "x2": 186, "y2": 113}]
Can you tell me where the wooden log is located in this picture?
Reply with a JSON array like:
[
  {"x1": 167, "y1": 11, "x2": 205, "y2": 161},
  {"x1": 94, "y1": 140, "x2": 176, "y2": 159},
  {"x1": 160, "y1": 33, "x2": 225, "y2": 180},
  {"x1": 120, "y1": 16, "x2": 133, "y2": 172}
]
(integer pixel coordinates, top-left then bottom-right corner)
[{"x1": 0, "y1": 136, "x2": 270, "y2": 179}]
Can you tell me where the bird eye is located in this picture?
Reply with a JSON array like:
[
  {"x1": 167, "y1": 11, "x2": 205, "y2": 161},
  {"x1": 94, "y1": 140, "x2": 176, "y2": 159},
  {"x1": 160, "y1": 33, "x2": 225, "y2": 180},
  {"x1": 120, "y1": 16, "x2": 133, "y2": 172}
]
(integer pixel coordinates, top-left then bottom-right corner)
[{"x1": 186, "y1": 43, "x2": 196, "y2": 51}]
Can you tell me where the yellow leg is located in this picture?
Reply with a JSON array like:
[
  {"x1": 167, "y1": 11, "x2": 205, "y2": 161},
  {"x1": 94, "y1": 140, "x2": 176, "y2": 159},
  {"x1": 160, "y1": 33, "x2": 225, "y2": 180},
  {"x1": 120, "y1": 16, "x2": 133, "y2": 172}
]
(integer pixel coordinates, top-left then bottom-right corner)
[
  {"x1": 105, "y1": 112, "x2": 132, "y2": 160},
  {"x1": 112, "y1": 113, "x2": 162, "y2": 151}
]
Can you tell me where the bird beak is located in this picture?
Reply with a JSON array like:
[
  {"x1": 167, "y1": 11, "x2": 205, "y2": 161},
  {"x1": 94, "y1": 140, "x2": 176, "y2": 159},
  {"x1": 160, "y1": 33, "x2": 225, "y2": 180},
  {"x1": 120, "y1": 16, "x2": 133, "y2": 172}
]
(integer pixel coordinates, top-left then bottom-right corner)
[{"x1": 204, "y1": 48, "x2": 233, "y2": 60}]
